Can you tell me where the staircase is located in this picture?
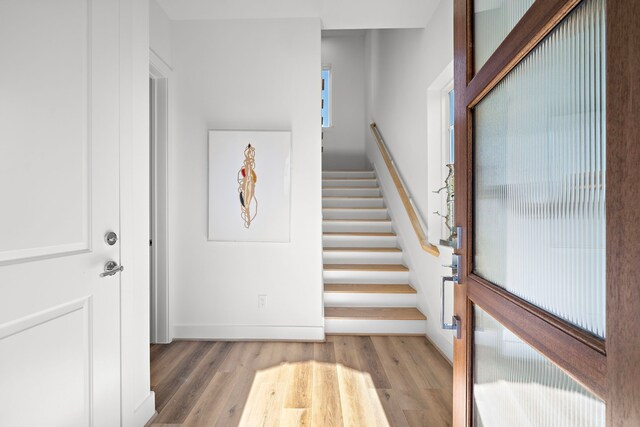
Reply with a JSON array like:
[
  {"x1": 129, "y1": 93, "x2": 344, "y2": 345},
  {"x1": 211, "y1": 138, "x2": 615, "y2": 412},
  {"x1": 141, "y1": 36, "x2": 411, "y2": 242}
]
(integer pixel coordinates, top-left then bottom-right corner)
[{"x1": 322, "y1": 169, "x2": 427, "y2": 335}]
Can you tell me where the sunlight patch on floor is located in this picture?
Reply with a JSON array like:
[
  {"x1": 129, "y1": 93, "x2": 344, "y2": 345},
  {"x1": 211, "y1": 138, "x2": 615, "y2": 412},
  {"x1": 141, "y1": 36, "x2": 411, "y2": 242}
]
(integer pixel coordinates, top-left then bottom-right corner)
[{"x1": 238, "y1": 360, "x2": 390, "y2": 427}]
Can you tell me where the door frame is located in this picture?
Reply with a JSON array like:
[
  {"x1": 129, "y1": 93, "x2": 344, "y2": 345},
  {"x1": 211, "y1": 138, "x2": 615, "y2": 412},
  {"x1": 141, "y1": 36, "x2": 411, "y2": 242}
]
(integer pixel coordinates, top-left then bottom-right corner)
[
  {"x1": 149, "y1": 51, "x2": 172, "y2": 344},
  {"x1": 452, "y1": 0, "x2": 640, "y2": 425}
]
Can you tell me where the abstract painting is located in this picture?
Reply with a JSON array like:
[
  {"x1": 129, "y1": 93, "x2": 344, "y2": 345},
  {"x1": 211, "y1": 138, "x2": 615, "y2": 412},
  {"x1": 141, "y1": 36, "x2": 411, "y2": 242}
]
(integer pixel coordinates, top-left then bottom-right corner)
[
  {"x1": 208, "y1": 130, "x2": 291, "y2": 242},
  {"x1": 238, "y1": 144, "x2": 258, "y2": 228}
]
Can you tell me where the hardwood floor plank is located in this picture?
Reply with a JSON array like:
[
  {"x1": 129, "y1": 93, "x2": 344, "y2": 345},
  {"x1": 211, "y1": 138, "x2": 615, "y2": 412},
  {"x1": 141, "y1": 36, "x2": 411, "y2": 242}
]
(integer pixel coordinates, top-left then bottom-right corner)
[
  {"x1": 239, "y1": 361, "x2": 290, "y2": 427},
  {"x1": 181, "y1": 371, "x2": 235, "y2": 427},
  {"x1": 354, "y1": 336, "x2": 391, "y2": 389},
  {"x1": 250, "y1": 341, "x2": 286, "y2": 371},
  {"x1": 312, "y1": 342, "x2": 343, "y2": 427},
  {"x1": 155, "y1": 341, "x2": 233, "y2": 423},
  {"x1": 283, "y1": 341, "x2": 314, "y2": 363},
  {"x1": 150, "y1": 341, "x2": 193, "y2": 387},
  {"x1": 404, "y1": 407, "x2": 451, "y2": 427},
  {"x1": 280, "y1": 408, "x2": 311, "y2": 427},
  {"x1": 153, "y1": 341, "x2": 212, "y2": 412},
  {"x1": 150, "y1": 343, "x2": 171, "y2": 360},
  {"x1": 218, "y1": 341, "x2": 262, "y2": 372},
  {"x1": 312, "y1": 364, "x2": 344, "y2": 427},
  {"x1": 332, "y1": 336, "x2": 379, "y2": 426},
  {"x1": 213, "y1": 367, "x2": 257, "y2": 427},
  {"x1": 314, "y1": 340, "x2": 337, "y2": 364},
  {"x1": 371, "y1": 336, "x2": 422, "y2": 393},
  {"x1": 396, "y1": 337, "x2": 453, "y2": 391},
  {"x1": 371, "y1": 388, "x2": 404, "y2": 427},
  {"x1": 389, "y1": 337, "x2": 441, "y2": 390},
  {"x1": 284, "y1": 361, "x2": 313, "y2": 409},
  {"x1": 378, "y1": 388, "x2": 431, "y2": 411},
  {"x1": 336, "y1": 363, "x2": 379, "y2": 427},
  {"x1": 332, "y1": 336, "x2": 363, "y2": 371}
]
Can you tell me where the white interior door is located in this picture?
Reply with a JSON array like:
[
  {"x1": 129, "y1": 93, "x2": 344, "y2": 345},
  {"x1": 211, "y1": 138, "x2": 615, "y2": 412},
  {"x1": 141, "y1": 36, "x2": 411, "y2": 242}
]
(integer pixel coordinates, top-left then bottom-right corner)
[{"x1": 0, "y1": 1, "x2": 122, "y2": 425}]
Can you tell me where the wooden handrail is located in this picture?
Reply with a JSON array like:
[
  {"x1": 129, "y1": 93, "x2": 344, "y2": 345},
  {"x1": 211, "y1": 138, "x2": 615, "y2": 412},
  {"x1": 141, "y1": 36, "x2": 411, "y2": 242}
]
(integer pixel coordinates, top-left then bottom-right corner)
[{"x1": 369, "y1": 122, "x2": 440, "y2": 257}]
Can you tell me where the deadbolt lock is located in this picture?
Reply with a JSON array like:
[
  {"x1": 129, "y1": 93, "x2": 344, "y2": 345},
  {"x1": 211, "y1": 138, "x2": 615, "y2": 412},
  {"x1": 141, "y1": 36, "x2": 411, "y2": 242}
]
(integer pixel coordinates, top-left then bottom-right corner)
[{"x1": 105, "y1": 231, "x2": 118, "y2": 246}]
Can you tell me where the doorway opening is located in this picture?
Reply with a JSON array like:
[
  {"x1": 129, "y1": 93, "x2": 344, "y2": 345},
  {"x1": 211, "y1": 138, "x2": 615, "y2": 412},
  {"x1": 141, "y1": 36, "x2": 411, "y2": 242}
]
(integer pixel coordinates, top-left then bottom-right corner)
[{"x1": 149, "y1": 59, "x2": 171, "y2": 344}]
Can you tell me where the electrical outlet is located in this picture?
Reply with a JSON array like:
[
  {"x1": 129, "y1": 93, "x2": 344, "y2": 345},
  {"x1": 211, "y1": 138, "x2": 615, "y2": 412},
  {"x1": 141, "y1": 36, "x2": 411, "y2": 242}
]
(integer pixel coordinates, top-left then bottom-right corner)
[{"x1": 258, "y1": 294, "x2": 267, "y2": 309}]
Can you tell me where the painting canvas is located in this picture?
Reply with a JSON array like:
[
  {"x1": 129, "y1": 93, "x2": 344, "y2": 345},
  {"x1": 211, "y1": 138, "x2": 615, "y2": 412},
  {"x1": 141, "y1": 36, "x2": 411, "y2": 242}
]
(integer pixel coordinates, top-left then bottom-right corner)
[{"x1": 208, "y1": 130, "x2": 291, "y2": 242}]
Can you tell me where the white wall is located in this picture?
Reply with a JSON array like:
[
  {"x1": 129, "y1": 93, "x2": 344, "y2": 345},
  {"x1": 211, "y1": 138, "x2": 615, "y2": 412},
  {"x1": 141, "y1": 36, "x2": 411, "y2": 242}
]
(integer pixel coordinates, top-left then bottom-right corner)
[
  {"x1": 321, "y1": 32, "x2": 366, "y2": 170},
  {"x1": 155, "y1": 0, "x2": 440, "y2": 30},
  {"x1": 365, "y1": 0, "x2": 455, "y2": 361},
  {"x1": 170, "y1": 18, "x2": 324, "y2": 340},
  {"x1": 150, "y1": 0, "x2": 172, "y2": 67},
  {"x1": 320, "y1": 0, "x2": 438, "y2": 30}
]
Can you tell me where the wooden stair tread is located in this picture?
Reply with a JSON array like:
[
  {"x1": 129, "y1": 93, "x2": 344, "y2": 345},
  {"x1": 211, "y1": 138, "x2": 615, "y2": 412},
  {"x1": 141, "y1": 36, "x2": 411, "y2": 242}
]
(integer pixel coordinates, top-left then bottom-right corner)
[
  {"x1": 323, "y1": 220, "x2": 390, "y2": 224},
  {"x1": 322, "y1": 196, "x2": 383, "y2": 199},
  {"x1": 323, "y1": 186, "x2": 380, "y2": 190},
  {"x1": 323, "y1": 178, "x2": 377, "y2": 181},
  {"x1": 324, "y1": 264, "x2": 409, "y2": 272},
  {"x1": 323, "y1": 247, "x2": 401, "y2": 252},
  {"x1": 323, "y1": 170, "x2": 374, "y2": 173},
  {"x1": 325, "y1": 307, "x2": 426, "y2": 320},
  {"x1": 323, "y1": 207, "x2": 386, "y2": 210},
  {"x1": 323, "y1": 232, "x2": 396, "y2": 237},
  {"x1": 324, "y1": 284, "x2": 416, "y2": 294}
]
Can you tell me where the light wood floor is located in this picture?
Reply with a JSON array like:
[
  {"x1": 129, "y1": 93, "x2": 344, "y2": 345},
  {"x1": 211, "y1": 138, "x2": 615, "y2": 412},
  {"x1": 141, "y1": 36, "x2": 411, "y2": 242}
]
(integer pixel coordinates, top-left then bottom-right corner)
[{"x1": 148, "y1": 335, "x2": 452, "y2": 427}]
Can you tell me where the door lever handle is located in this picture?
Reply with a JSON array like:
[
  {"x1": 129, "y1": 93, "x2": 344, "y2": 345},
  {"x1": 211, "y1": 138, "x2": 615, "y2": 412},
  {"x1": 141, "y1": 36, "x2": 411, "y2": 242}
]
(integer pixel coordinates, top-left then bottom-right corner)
[
  {"x1": 441, "y1": 275, "x2": 461, "y2": 339},
  {"x1": 100, "y1": 261, "x2": 124, "y2": 277}
]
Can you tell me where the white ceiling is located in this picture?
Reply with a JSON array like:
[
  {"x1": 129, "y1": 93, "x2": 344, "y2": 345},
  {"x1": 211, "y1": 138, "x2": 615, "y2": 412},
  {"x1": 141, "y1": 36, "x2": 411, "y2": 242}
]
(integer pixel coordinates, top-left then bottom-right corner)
[{"x1": 154, "y1": 0, "x2": 442, "y2": 30}]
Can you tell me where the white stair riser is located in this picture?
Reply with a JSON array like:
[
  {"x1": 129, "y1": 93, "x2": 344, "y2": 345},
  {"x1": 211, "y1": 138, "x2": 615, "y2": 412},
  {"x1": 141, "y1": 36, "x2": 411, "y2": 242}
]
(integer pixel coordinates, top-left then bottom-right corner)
[
  {"x1": 323, "y1": 221, "x2": 394, "y2": 233},
  {"x1": 323, "y1": 251, "x2": 404, "y2": 264},
  {"x1": 323, "y1": 270, "x2": 410, "y2": 283},
  {"x1": 323, "y1": 188, "x2": 381, "y2": 197},
  {"x1": 322, "y1": 198, "x2": 385, "y2": 208},
  {"x1": 323, "y1": 171, "x2": 375, "y2": 179},
  {"x1": 324, "y1": 319, "x2": 426, "y2": 335},
  {"x1": 324, "y1": 292, "x2": 417, "y2": 307},
  {"x1": 322, "y1": 179, "x2": 378, "y2": 188},
  {"x1": 323, "y1": 209, "x2": 388, "y2": 220},
  {"x1": 322, "y1": 235, "x2": 398, "y2": 248}
]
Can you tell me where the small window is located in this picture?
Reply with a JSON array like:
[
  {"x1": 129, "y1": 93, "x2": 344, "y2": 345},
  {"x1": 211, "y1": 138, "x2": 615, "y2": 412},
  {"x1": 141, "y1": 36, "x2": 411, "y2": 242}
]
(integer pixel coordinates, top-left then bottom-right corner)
[{"x1": 321, "y1": 68, "x2": 331, "y2": 127}]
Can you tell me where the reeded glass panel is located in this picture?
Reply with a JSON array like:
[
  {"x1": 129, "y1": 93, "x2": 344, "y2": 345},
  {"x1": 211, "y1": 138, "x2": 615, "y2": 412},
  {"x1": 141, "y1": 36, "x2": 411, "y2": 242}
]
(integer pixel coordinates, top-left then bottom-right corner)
[
  {"x1": 473, "y1": 307, "x2": 605, "y2": 427},
  {"x1": 474, "y1": 0, "x2": 606, "y2": 338},
  {"x1": 474, "y1": 0, "x2": 535, "y2": 72}
]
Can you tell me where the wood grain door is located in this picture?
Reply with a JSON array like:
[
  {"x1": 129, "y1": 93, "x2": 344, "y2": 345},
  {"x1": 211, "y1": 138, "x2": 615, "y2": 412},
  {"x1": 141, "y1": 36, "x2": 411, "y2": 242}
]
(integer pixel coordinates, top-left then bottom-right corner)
[
  {"x1": 452, "y1": 0, "x2": 640, "y2": 425},
  {"x1": 0, "y1": 1, "x2": 122, "y2": 425}
]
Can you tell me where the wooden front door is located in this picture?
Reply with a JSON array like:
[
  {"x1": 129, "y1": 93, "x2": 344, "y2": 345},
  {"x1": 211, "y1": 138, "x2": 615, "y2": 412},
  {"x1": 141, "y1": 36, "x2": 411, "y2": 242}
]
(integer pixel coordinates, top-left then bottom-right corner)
[
  {"x1": 0, "y1": 1, "x2": 123, "y2": 425},
  {"x1": 452, "y1": 0, "x2": 640, "y2": 425}
]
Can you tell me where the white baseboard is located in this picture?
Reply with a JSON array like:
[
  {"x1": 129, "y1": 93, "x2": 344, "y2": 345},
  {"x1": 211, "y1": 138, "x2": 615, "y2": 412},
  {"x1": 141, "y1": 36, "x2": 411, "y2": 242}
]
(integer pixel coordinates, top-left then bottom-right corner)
[
  {"x1": 131, "y1": 391, "x2": 156, "y2": 427},
  {"x1": 173, "y1": 324, "x2": 325, "y2": 341}
]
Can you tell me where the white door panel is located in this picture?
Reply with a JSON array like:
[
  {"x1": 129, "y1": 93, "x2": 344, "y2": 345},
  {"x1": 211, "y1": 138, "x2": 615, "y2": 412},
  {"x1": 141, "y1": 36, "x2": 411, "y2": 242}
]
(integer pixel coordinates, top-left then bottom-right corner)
[
  {"x1": 0, "y1": 0, "x2": 122, "y2": 425},
  {"x1": 0, "y1": 299, "x2": 90, "y2": 426}
]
